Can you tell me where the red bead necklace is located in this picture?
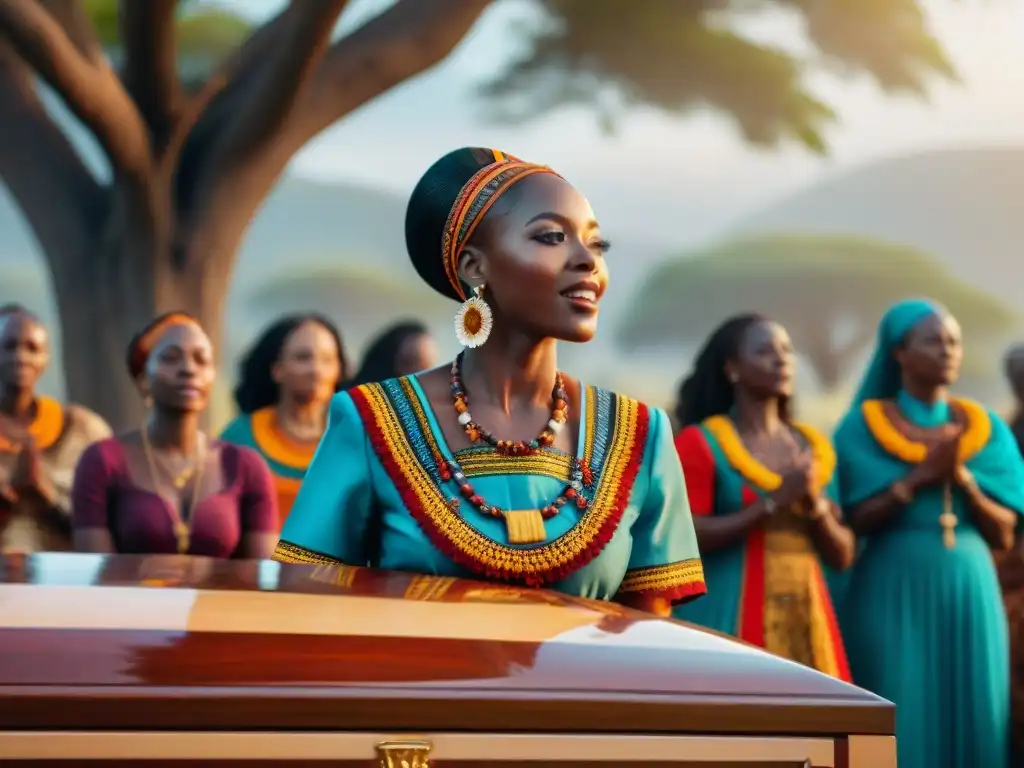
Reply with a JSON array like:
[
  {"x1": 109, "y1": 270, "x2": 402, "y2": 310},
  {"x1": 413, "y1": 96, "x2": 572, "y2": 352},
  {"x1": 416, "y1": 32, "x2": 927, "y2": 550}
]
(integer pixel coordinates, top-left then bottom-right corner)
[
  {"x1": 450, "y1": 352, "x2": 567, "y2": 456},
  {"x1": 440, "y1": 352, "x2": 588, "y2": 545},
  {"x1": 434, "y1": 450, "x2": 592, "y2": 545}
]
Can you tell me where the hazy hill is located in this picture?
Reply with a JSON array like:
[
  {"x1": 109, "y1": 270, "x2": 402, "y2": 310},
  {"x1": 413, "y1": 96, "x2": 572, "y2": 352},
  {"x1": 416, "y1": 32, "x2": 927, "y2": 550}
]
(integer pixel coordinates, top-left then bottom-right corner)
[{"x1": 726, "y1": 146, "x2": 1024, "y2": 304}]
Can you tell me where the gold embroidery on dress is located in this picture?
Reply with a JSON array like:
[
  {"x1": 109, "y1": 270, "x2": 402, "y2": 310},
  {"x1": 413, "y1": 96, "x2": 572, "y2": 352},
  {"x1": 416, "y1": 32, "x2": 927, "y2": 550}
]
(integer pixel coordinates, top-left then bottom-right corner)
[
  {"x1": 761, "y1": 511, "x2": 837, "y2": 676},
  {"x1": 273, "y1": 540, "x2": 348, "y2": 566},
  {"x1": 455, "y1": 450, "x2": 573, "y2": 479},
  {"x1": 618, "y1": 558, "x2": 705, "y2": 594},
  {"x1": 357, "y1": 383, "x2": 638, "y2": 579}
]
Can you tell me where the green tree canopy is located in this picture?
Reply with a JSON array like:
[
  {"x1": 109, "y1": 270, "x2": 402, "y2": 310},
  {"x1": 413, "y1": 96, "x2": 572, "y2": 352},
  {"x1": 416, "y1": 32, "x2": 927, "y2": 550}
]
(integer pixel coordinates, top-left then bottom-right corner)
[
  {"x1": 84, "y1": 0, "x2": 251, "y2": 67},
  {"x1": 618, "y1": 234, "x2": 1019, "y2": 389},
  {"x1": 481, "y1": 0, "x2": 956, "y2": 152},
  {"x1": 0, "y1": 0, "x2": 969, "y2": 429}
]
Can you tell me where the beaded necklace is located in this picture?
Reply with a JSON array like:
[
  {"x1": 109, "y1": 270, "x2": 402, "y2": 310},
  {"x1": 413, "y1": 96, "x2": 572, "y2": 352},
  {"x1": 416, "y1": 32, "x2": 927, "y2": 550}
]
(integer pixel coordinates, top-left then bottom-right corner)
[
  {"x1": 442, "y1": 353, "x2": 589, "y2": 545},
  {"x1": 450, "y1": 351, "x2": 567, "y2": 455}
]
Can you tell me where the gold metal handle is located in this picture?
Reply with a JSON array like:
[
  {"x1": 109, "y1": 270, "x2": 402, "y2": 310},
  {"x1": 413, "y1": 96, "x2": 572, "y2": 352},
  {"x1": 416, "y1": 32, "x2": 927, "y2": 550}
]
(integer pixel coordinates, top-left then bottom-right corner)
[{"x1": 376, "y1": 740, "x2": 432, "y2": 768}]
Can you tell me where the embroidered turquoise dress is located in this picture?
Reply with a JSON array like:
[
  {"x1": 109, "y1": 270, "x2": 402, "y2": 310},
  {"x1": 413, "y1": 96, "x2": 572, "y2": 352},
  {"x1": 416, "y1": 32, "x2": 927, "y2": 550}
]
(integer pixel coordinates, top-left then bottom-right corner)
[
  {"x1": 834, "y1": 299, "x2": 1024, "y2": 768},
  {"x1": 672, "y1": 418, "x2": 850, "y2": 680},
  {"x1": 274, "y1": 376, "x2": 706, "y2": 603}
]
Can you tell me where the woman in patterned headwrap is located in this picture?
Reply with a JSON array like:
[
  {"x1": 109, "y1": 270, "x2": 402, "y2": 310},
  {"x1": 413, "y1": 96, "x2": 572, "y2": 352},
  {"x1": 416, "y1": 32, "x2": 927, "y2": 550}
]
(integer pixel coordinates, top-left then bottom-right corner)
[
  {"x1": 834, "y1": 299, "x2": 1024, "y2": 768},
  {"x1": 274, "y1": 148, "x2": 706, "y2": 614},
  {"x1": 71, "y1": 313, "x2": 278, "y2": 558},
  {"x1": 0, "y1": 305, "x2": 111, "y2": 553}
]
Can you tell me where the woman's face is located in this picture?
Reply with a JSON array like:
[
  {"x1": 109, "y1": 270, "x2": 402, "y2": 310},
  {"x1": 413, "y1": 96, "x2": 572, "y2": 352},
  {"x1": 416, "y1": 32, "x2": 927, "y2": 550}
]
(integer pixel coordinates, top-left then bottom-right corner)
[
  {"x1": 0, "y1": 314, "x2": 48, "y2": 391},
  {"x1": 896, "y1": 312, "x2": 962, "y2": 387},
  {"x1": 463, "y1": 175, "x2": 610, "y2": 343},
  {"x1": 393, "y1": 332, "x2": 436, "y2": 377},
  {"x1": 273, "y1": 321, "x2": 341, "y2": 405},
  {"x1": 727, "y1": 320, "x2": 796, "y2": 398},
  {"x1": 142, "y1": 322, "x2": 215, "y2": 413}
]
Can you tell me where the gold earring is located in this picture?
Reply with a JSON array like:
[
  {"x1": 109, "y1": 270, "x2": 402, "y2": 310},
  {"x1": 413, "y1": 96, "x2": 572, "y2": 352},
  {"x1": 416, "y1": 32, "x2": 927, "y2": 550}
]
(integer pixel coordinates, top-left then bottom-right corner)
[
  {"x1": 728, "y1": 372, "x2": 739, "y2": 384},
  {"x1": 454, "y1": 284, "x2": 493, "y2": 348}
]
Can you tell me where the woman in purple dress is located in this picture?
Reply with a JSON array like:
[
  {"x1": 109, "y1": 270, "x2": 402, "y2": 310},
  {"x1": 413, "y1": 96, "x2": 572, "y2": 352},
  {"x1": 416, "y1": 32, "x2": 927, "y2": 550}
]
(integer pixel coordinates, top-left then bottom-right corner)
[{"x1": 71, "y1": 313, "x2": 278, "y2": 558}]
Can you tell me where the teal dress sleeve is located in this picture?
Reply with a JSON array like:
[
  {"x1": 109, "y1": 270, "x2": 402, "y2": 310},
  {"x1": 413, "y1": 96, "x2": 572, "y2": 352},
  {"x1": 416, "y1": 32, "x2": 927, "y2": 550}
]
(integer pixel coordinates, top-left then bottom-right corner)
[
  {"x1": 273, "y1": 392, "x2": 375, "y2": 566},
  {"x1": 616, "y1": 406, "x2": 707, "y2": 605},
  {"x1": 218, "y1": 415, "x2": 251, "y2": 447}
]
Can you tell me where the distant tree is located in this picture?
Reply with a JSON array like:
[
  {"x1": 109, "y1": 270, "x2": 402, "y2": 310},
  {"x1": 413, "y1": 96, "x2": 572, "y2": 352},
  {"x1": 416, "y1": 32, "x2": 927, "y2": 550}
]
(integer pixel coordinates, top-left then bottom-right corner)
[
  {"x1": 479, "y1": 0, "x2": 955, "y2": 151},
  {"x1": 0, "y1": 0, "x2": 956, "y2": 427},
  {"x1": 618, "y1": 234, "x2": 1019, "y2": 390}
]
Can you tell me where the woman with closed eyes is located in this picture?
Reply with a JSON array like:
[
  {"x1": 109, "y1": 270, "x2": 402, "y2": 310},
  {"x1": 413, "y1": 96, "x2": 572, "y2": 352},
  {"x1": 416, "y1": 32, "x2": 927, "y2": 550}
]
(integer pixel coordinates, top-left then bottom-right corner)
[{"x1": 274, "y1": 147, "x2": 706, "y2": 614}]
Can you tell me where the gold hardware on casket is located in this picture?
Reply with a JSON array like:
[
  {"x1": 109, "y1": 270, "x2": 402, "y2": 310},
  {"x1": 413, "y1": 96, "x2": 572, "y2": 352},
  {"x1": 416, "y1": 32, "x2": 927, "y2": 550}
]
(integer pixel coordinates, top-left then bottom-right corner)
[{"x1": 376, "y1": 740, "x2": 432, "y2": 768}]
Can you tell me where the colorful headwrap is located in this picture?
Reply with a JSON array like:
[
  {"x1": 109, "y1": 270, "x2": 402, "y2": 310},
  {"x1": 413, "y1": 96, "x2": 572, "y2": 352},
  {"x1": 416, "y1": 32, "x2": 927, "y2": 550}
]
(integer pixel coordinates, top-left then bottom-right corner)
[
  {"x1": 127, "y1": 312, "x2": 197, "y2": 379},
  {"x1": 846, "y1": 298, "x2": 944, "y2": 407},
  {"x1": 399, "y1": 148, "x2": 560, "y2": 302},
  {"x1": 440, "y1": 149, "x2": 561, "y2": 300}
]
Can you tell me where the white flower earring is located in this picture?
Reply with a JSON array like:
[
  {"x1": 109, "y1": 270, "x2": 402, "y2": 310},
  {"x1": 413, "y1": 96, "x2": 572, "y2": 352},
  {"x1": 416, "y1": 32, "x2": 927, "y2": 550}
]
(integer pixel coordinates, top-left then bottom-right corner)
[{"x1": 454, "y1": 284, "x2": 493, "y2": 348}]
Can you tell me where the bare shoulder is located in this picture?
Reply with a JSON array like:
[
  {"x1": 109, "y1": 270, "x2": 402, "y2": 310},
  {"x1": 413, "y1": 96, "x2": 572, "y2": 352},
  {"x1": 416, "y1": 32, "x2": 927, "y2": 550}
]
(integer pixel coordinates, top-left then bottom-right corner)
[{"x1": 64, "y1": 403, "x2": 113, "y2": 441}]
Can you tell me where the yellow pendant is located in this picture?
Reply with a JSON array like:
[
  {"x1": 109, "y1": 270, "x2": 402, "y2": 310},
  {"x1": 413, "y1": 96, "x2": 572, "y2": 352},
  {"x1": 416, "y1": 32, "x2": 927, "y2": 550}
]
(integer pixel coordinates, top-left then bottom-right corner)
[
  {"x1": 173, "y1": 521, "x2": 190, "y2": 554},
  {"x1": 940, "y1": 512, "x2": 957, "y2": 549},
  {"x1": 505, "y1": 509, "x2": 546, "y2": 545},
  {"x1": 173, "y1": 466, "x2": 196, "y2": 489}
]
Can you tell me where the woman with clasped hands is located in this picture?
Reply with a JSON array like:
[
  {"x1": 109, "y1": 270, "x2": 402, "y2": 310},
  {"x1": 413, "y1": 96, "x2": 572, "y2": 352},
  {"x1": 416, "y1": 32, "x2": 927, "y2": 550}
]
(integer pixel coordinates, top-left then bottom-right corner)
[
  {"x1": 673, "y1": 314, "x2": 854, "y2": 680},
  {"x1": 834, "y1": 299, "x2": 1024, "y2": 768}
]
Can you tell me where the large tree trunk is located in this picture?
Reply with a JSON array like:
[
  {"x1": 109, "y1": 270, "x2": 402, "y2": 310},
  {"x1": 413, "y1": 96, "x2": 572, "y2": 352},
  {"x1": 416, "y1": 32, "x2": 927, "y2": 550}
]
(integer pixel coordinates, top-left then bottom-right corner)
[
  {"x1": 46, "y1": 176, "x2": 243, "y2": 431},
  {"x1": 0, "y1": 0, "x2": 494, "y2": 431},
  {"x1": 53, "y1": 238, "x2": 232, "y2": 432}
]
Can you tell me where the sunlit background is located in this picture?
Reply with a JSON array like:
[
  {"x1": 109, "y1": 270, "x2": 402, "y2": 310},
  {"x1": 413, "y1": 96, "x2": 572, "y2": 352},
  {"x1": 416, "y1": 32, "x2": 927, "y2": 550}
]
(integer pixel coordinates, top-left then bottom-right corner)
[{"x1": 2, "y1": 0, "x2": 1022, "y2": 429}]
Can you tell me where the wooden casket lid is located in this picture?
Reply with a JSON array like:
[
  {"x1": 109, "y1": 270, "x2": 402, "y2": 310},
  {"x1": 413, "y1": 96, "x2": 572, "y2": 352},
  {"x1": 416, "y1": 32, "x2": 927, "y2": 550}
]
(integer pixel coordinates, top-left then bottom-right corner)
[{"x1": 0, "y1": 553, "x2": 893, "y2": 736}]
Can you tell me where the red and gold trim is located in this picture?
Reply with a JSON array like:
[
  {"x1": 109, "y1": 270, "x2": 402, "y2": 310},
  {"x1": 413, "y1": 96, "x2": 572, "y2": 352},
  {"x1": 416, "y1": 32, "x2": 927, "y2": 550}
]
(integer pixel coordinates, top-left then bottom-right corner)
[
  {"x1": 0, "y1": 395, "x2": 65, "y2": 453},
  {"x1": 273, "y1": 540, "x2": 347, "y2": 567},
  {"x1": 703, "y1": 416, "x2": 836, "y2": 494},
  {"x1": 862, "y1": 396, "x2": 990, "y2": 463},
  {"x1": 348, "y1": 382, "x2": 648, "y2": 586},
  {"x1": 442, "y1": 149, "x2": 561, "y2": 300},
  {"x1": 250, "y1": 407, "x2": 318, "y2": 470},
  {"x1": 617, "y1": 558, "x2": 706, "y2": 604},
  {"x1": 705, "y1": 421, "x2": 849, "y2": 682}
]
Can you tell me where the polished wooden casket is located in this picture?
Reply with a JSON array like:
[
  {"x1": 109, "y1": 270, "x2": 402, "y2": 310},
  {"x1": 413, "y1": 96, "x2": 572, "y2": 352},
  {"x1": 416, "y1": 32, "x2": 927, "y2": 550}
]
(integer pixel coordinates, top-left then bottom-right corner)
[{"x1": 0, "y1": 553, "x2": 895, "y2": 767}]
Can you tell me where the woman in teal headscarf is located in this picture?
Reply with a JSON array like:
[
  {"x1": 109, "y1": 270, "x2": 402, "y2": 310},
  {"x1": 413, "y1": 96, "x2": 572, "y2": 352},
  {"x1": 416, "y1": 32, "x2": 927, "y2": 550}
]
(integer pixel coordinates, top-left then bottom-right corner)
[{"x1": 835, "y1": 298, "x2": 1024, "y2": 768}]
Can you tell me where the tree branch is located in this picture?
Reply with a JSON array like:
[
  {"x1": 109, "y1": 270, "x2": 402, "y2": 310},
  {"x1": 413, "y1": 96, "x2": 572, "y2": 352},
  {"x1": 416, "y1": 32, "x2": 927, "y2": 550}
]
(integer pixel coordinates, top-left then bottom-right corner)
[
  {"x1": 205, "y1": 0, "x2": 347, "y2": 173},
  {"x1": 300, "y1": 0, "x2": 494, "y2": 137},
  {"x1": 119, "y1": 0, "x2": 181, "y2": 148},
  {"x1": 174, "y1": 6, "x2": 291, "y2": 188},
  {"x1": 0, "y1": 0, "x2": 151, "y2": 183},
  {"x1": 0, "y1": 41, "x2": 104, "y2": 270},
  {"x1": 39, "y1": 0, "x2": 104, "y2": 64},
  {"x1": 176, "y1": 1, "x2": 347, "y2": 244}
]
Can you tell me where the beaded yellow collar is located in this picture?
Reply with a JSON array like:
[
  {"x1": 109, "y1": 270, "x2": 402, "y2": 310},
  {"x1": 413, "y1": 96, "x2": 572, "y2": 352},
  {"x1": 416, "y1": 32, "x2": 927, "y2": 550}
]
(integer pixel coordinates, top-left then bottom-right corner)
[
  {"x1": 0, "y1": 395, "x2": 64, "y2": 453},
  {"x1": 250, "y1": 407, "x2": 318, "y2": 470},
  {"x1": 703, "y1": 415, "x2": 836, "y2": 494},
  {"x1": 861, "y1": 397, "x2": 990, "y2": 463}
]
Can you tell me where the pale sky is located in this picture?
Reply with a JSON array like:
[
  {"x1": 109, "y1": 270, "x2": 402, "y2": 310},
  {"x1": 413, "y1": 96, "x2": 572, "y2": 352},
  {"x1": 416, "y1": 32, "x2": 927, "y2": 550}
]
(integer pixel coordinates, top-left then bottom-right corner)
[{"x1": 213, "y1": 0, "x2": 1024, "y2": 245}]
